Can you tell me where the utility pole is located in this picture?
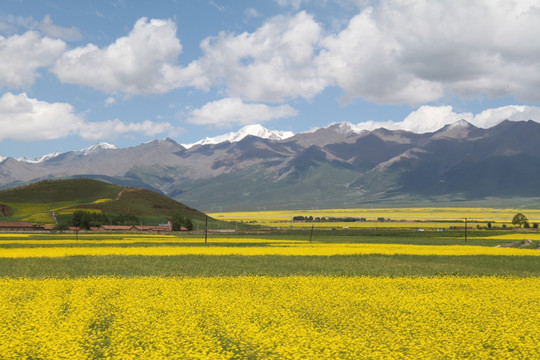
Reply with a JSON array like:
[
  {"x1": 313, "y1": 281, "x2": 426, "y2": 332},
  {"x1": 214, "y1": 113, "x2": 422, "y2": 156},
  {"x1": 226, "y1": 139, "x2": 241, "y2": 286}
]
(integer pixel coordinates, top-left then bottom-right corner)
[
  {"x1": 205, "y1": 215, "x2": 208, "y2": 244},
  {"x1": 464, "y1": 218, "x2": 467, "y2": 242},
  {"x1": 309, "y1": 224, "x2": 314, "y2": 243}
]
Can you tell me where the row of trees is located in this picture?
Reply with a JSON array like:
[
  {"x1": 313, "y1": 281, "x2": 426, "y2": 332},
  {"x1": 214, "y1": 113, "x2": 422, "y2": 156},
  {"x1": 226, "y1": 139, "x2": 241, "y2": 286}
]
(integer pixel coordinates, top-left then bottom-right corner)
[
  {"x1": 512, "y1": 213, "x2": 538, "y2": 229},
  {"x1": 56, "y1": 210, "x2": 141, "y2": 230},
  {"x1": 56, "y1": 210, "x2": 194, "y2": 231}
]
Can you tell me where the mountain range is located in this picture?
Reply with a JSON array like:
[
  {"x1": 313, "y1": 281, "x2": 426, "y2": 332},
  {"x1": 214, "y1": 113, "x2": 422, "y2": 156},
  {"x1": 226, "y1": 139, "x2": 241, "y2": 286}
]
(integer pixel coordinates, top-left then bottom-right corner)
[{"x1": 1, "y1": 120, "x2": 539, "y2": 210}]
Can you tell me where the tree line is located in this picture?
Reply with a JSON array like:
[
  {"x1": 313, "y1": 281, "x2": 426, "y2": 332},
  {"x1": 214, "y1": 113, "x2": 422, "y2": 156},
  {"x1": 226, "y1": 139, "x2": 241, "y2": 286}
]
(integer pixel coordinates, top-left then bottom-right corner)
[
  {"x1": 56, "y1": 210, "x2": 141, "y2": 230},
  {"x1": 56, "y1": 210, "x2": 194, "y2": 231}
]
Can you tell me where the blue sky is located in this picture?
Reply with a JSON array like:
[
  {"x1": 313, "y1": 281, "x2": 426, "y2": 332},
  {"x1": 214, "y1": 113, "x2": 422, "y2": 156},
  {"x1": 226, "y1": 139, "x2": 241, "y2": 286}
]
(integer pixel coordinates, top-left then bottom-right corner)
[{"x1": 1, "y1": 0, "x2": 540, "y2": 159}]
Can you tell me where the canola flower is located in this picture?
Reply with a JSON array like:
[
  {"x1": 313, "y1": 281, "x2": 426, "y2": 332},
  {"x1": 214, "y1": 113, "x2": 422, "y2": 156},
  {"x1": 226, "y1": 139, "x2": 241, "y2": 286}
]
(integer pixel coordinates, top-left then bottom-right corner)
[
  {"x1": 210, "y1": 207, "x2": 540, "y2": 223},
  {"x1": 1, "y1": 242, "x2": 539, "y2": 257},
  {"x1": 0, "y1": 236, "x2": 299, "y2": 245},
  {"x1": 478, "y1": 234, "x2": 540, "y2": 241},
  {"x1": 0, "y1": 276, "x2": 537, "y2": 359}
]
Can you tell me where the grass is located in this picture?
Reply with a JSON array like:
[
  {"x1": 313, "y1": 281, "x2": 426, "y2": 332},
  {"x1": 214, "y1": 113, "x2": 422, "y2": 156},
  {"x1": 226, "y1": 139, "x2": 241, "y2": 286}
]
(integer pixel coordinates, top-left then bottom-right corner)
[
  {"x1": 0, "y1": 178, "x2": 212, "y2": 226},
  {"x1": 0, "y1": 254, "x2": 538, "y2": 278}
]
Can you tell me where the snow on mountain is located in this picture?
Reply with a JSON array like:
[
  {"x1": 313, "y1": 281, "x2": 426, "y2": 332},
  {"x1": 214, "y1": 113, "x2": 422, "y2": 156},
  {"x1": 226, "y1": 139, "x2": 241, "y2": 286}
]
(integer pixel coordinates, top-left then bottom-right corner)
[
  {"x1": 0, "y1": 155, "x2": 6, "y2": 163},
  {"x1": 326, "y1": 122, "x2": 364, "y2": 135},
  {"x1": 182, "y1": 124, "x2": 294, "y2": 148},
  {"x1": 75, "y1": 142, "x2": 119, "y2": 156},
  {"x1": 433, "y1": 119, "x2": 479, "y2": 139},
  {"x1": 447, "y1": 119, "x2": 473, "y2": 130},
  {"x1": 17, "y1": 152, "x2": 61, "y2": 164}
]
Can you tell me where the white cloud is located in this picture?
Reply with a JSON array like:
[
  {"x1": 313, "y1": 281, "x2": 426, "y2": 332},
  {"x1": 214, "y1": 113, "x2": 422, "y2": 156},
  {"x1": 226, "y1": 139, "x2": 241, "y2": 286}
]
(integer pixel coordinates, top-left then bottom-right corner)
[
  {"x1": 79, "y1": 119, "x2": 176, "y2": 140},
  {"x1": 244, "y1": 8, "x2": 260, "y2": 19},
  {"x1": 353, "y1": 105, "x2": 540, "y2": 133},
  {"x1": 53, "y1": 17, "x2": 204, "y2": 95},
  {"x1": 104, "y1": 97, "x2": 116, "y2": 106},
  {"x1": 188, "y1": 97, "x2": 298, "y2": 127},
  {"x1": 195, "y1": 11, "x2": 326, "y2": 103},
  {"x1": 274, "y1": 0, "x2": 309, "y2": 9},
  {"x1": 0, "y1": 15, "x2": 35, "y2": 32},
  {"x1": 0, "y1": 92, "x2": 82, "y2": 141},
  {"x1": 0, "y1": 92, "x2": 177, "y2": 142},
  {"x1": 0, "y1": 31, "x2": 65, "y2": 88},
  {"x1": 4, "y1": 2, "x2": 540, "y2": 112},
  {"x1": 316, "y1": 0, "x2": 540, "y2": 104},
  {"x1": 39, "y1": 15, "x2": 82, "y2": 41},
  {"x1": 316, "y1": 8, "x2": 442, "y2": 105},
  {"x1": 261, "y1": 1, "x2": 540, "y2": 105}
]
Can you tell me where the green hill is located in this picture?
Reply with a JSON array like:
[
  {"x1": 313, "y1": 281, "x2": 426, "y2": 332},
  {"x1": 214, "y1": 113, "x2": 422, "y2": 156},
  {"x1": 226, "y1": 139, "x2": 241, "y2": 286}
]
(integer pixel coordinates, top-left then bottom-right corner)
[{"x1": 0, "y1": 178, "x2": 210, "y2": 226}]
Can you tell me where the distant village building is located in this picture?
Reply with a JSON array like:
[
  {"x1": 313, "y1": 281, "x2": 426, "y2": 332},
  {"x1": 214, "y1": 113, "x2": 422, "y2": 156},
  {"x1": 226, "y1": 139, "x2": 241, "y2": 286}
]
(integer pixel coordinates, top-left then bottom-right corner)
[
  {"x1": 99, "y1": 225, "x2": 138, "y2": 232},
  {"x1": 0, "y1": 222, "x2": 175, "y2": 233},
  {"x1": 0, "y1": 221, "x2": 41, "y2": 231},
  {"x1": 135, "y1": 225, "x2": 174, "y2": 232}
]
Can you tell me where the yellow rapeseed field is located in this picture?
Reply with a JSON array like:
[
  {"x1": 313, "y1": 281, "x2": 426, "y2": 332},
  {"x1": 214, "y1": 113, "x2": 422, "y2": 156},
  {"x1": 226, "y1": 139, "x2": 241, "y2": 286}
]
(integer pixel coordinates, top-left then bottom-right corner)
[
  {"x1": 210, "y1": 207, "x2": 540, "y2": 229},
  {"x1": 1, "y1": 242, "x2": 539, "y2": 257},
  {"x1": 0, "y1": 276, "x2": 537, "y2": 359}
]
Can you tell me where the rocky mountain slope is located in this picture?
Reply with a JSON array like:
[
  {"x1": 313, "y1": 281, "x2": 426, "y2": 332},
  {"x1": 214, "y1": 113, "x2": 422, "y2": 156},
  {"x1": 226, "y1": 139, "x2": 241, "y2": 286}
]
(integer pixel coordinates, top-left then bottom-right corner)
[{"x1": 1, "y1": 120, "x2": 539, "y2": 210}]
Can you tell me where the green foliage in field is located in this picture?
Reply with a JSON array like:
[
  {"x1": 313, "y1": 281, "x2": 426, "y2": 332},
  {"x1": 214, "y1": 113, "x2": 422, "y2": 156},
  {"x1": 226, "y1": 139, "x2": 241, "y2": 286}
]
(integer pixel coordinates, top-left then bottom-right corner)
[
  {"x1": 0, "y1": 179, "x2": 209, "y2": 226},
  {"x1": 0, "y1": 179, "x2": 121, "y2": 203},
  {"x1": 0, "y1": 255, "x2": 537, "y2": 278}
]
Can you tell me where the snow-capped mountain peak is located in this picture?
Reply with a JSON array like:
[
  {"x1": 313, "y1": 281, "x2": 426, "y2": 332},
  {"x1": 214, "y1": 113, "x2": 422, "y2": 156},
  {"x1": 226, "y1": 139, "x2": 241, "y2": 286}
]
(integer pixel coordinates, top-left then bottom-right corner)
[
  {"x1": 17, "y1": 152, "x2": 61, "y2": 164},
  {"x1": 182, "y1": 124, "x2": 294, "y2": 148},
  {"x1": 326, "y1": 122, "x2": 363, "y2": 135},
  {"x1": 448, "y1": 119, "x2": 473, "y2": 129},
  {"x1": 76, "y1": 142, "x2": 118, "y2": 156},
  {"x1": 0, "y1": 155, "x2": 6, "y2": 163},
  {"x1": 433, "y1": 119, "x2": 479, "y2": 139}
]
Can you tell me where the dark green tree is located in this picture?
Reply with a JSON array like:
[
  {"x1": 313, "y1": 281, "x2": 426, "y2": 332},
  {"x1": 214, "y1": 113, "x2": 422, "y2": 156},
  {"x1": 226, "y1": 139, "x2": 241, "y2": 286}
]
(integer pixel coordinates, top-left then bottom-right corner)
[
  {"x1": 171, "y1": 213, "x2": 193, "y2": 231},
  {"x1": 512, "y1": 213, "x2": 528, "y2": 227},
  {"x1": 185, "y1": 217, "x2": 194, "y2": 231}
]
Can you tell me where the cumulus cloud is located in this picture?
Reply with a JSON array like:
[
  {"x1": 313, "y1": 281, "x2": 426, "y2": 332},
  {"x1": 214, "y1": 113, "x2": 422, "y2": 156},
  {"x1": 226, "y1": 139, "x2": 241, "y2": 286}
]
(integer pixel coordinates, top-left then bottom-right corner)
[
  {"x1": 214, "y1": 1, "x2": 540, "y2": 105},
  {"x1": 316, "y1": 0, "x2": 540, "y2": 104},
  {"x1": 353, "y1": 105, "x2": 540, "y2": 133},
  {"x1": 0, "y1": 92, "x2": 176, "y2": 142},
  {"x1": 316, "y1": 8, "x2": 442, "y2": 105},
  {"x1": 193, "y1": 1, "x2": 540, "y2": 105},
  {"x1": 53, "y1": 17, "x2": 204, "y2": 95},
  {"x1": 0, "y1": 92, "x2": 82, "y2": 141},
  {"x1": 4, "y1": 2, "x2": 540, "y2": 111},
  {"x1": 187, "y1": 97, "x2": 298, "y2": 127},
  {"x1": 194, "y1": 11, "x2": 326, "y2": 103},
  {"x1": 0, "y1": 31, "x2": 65, "y2": 88}
]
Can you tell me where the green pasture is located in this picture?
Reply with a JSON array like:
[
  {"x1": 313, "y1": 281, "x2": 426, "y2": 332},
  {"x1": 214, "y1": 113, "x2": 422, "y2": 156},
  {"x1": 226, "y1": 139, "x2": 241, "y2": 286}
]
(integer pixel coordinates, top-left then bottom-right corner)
[
  {"x1": 0, "y1": 179, "x2": 210, "y2": 226},
  {"x1": 1, "y1": 254, "x2": 538, "y2": 278}
]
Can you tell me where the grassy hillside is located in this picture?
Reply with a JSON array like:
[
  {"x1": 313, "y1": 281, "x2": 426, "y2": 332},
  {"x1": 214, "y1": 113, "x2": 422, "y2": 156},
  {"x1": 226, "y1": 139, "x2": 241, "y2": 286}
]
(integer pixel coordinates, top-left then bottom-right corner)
[{"x1": 0, "y1": 178, "x2": 209, "y2": 226}]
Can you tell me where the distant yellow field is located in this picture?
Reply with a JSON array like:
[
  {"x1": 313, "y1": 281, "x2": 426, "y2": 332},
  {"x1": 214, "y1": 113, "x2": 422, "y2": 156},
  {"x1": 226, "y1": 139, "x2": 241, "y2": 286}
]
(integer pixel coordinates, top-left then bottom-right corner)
[
  {"x1": 92, "y1": 198, "x2": 113, "y2": 204},
  {"x1": 210, "y1": 207, "x2": 540, "y2": 229}
]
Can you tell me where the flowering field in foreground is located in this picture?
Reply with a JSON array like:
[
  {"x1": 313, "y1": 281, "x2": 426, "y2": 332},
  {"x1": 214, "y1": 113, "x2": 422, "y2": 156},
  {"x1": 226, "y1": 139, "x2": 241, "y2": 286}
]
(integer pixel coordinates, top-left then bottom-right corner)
[
  {"x1": 0, "y1": 276, "x2": 538, "y2": 359},
  {"x1": 1, "y1": 241, "x2": 539, "y2": 257}
]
